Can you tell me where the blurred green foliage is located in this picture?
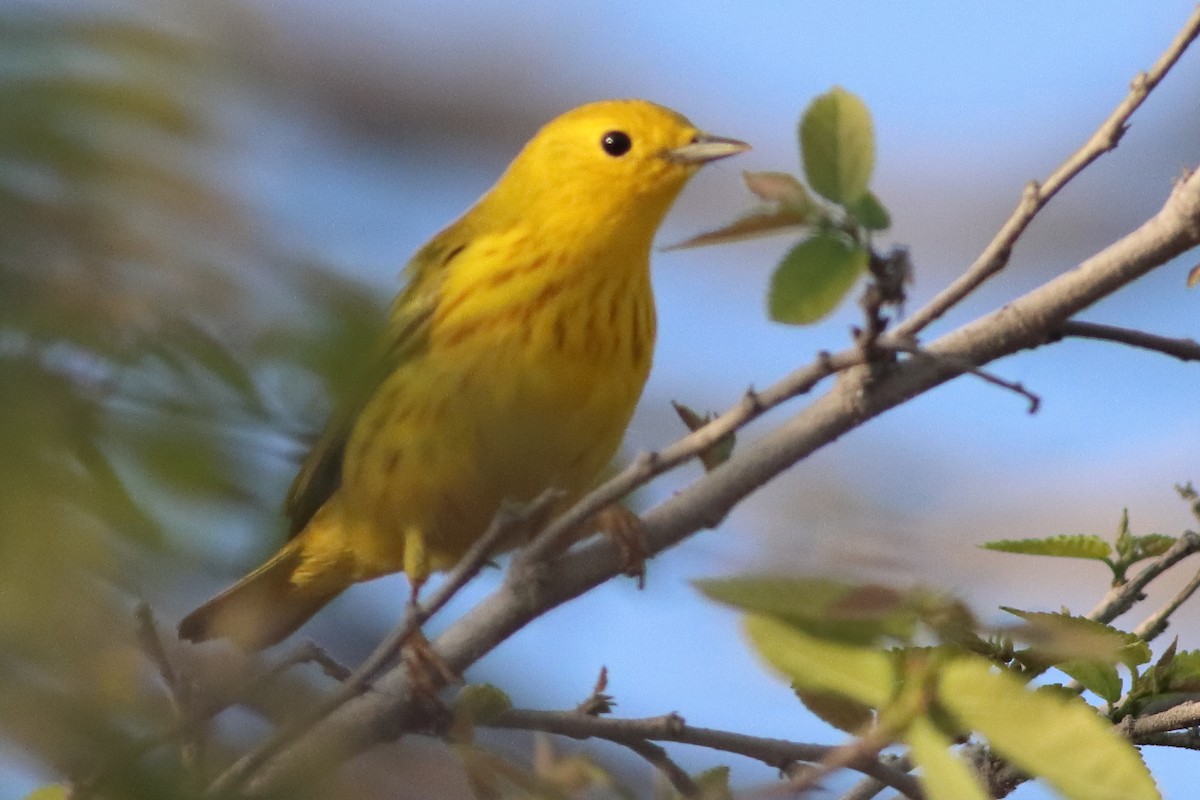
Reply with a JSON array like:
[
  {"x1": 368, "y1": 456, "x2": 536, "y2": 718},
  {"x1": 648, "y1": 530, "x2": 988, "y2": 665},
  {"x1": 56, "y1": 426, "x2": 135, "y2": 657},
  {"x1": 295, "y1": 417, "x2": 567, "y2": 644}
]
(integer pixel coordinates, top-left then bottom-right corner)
[
  {"x1": 699, "y1": 492, "x2": 1200, "y2": 800},
  {"x1": 0, "y1": 7, "x2": 382, "y2": 796},
  {"x1": 707, "y1": 577, "x2": 1161, "y2": 800}
]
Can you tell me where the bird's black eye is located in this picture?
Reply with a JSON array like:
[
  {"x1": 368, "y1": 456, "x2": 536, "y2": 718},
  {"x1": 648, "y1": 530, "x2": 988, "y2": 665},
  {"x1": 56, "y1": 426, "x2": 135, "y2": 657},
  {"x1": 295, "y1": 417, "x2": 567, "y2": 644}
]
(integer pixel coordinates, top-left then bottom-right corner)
[{"x1": 601, "y1": 130, "x2": 632, "y2": 157}]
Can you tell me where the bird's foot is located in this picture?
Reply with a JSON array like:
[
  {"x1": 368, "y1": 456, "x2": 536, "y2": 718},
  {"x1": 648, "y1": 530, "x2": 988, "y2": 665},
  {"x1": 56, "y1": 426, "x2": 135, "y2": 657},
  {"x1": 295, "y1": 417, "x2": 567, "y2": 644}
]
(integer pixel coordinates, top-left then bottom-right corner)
[
  {"x1": 593, "y1": 504, "x2": 649, "y2": 589},
  {"x1": 402, "y1": 625, "x2": 461, "y2": 697}
]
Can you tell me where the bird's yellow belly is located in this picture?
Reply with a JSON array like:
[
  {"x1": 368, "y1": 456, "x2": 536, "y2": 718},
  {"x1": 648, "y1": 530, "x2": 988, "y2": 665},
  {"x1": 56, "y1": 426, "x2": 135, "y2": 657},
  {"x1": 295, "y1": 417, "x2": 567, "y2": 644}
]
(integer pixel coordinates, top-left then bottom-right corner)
[{"x1": 338, "y1": 305, "x2": 651, "y2": 578}]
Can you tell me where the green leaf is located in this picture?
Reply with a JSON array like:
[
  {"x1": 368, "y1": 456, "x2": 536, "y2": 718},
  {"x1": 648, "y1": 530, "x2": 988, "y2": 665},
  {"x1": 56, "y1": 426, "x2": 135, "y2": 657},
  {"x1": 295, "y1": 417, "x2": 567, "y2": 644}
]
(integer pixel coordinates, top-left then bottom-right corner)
[
  {"x1": 1177, "y1": 482, "x2": 1200, "y2": 523},
  {"x1": 666, "y1": 207, "x2": 809, "y2": 250},
  {"x1": 1002, "y1": 607, "x2": 1146, "y2": 702},
  {"x1": 692, "y1": 766, "x2": 732, "y2": 800},
  {"x1": 76, "y1": 436, "x2": 162, "y2": 549},
  {"x1": 742, "y1": 171, "x2": 809, "y2": 205},
  {"x1": 849, "y1": 190, "x2": 891, "y2": 231},
  {"x1": 457, "y1": 744, "x2": 547, "y2": 798},
  {"x1": 1115, "y1": 509, "x2": 1135, "y2": 562},
  {"x1": 1003, "y1": 608, "x2": 1151, "y2": 668},
  {"x1": 1058, "y1": 661, "x2": 1123, "y2": 703},
  {"x1": 671, "y1": 401, "x2": 734, "y2": 471},
  {"x1": 794, "y1": 687, "x2": 874, "y2": 733},
  {"x1": 22, "y1": 788, "x2": 68, "y2": 800},
  {"x1": 799, "y1": 87, "x2": 875, "y2": 205},
  {"x1": 454, "y1": 683, "x2": 513, "y2": 725},
  {"x1": 768, "y1": 232, "x2": 868, "y2": 324},
  {"x1": 939, "y1": 656, "x2": 1159, "y2": 800},
  {"x1": 165, "y1": 320, "x2": 268, "y2": 418},
  {"x1": 697, "y1": 576, "x2": 918, "y2": 644},
  {"x1": 905, "y1": 715, "x2": 989, "y2": 800},
  {"x1": 983, "y1": 535, "x2": 1111, "y2": 561},
  {"x1": 1162, "y1": 649, "x2": 1200, "y2": 690},
  {"x1": 743, "y1": 613, "x2": 895, "y2": 707},
  {"x1": 0, "y1": 75, "x2": 201, "y2": 137},
  {"x1": 1129, "y1": 640, "x2": 1180, "y2": 703},
  {"x1": 1133, "y1": 534, "x2": 1176, "y2": 559},
  {"x1": 1137, "y1": 648, "x2": 1200, "y2": 698}
]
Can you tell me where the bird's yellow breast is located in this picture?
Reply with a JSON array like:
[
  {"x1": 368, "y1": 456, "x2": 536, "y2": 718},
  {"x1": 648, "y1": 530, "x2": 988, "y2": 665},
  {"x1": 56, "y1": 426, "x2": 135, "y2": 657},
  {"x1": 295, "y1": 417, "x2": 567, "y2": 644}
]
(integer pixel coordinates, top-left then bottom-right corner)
[{"x1": 337, "y1": 226, "x2": 655, "y2": 576}]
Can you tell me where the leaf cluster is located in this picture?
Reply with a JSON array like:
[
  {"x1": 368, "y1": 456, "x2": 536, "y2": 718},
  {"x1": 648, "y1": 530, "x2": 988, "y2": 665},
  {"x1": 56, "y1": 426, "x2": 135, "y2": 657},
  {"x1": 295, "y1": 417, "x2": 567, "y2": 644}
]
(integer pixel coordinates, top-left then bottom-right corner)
[
  {"x1": 674, "y1": 87, "x2": 893, "y2": 324},
  {"x1": 693, "y1": 492, "x2": 1200, "y2": 799},
  {"x1": 0, "y1": 11, "x2": 386, "y2": 799},
  {"x1": 985, "y1": 507, "x2": 1178, "y2": 583},
  {"x1": 698, "y1": 573, "x2": 1159, "y2": 800}
]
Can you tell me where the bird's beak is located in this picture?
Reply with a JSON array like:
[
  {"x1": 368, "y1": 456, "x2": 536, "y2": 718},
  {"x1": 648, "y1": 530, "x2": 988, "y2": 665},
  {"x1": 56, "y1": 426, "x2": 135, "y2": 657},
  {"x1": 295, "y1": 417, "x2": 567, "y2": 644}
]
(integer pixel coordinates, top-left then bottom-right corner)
[{"x1": 662, "y1": 133, "x2": 751, "y2": 165}]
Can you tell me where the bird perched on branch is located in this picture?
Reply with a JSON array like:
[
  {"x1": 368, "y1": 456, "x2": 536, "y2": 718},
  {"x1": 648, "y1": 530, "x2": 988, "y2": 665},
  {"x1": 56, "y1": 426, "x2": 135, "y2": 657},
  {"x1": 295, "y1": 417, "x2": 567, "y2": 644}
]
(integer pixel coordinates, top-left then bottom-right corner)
[{"x1": 179, "y1": 99, "x2": 748, "y2": 651}]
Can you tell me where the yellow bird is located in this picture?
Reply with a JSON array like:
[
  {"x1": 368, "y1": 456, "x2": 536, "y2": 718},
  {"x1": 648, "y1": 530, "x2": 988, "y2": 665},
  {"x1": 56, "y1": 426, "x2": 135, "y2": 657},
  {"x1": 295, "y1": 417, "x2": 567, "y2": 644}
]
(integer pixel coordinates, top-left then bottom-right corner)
[{"x1": 178, "y1": 99, "x2": 748, "y2": 650}]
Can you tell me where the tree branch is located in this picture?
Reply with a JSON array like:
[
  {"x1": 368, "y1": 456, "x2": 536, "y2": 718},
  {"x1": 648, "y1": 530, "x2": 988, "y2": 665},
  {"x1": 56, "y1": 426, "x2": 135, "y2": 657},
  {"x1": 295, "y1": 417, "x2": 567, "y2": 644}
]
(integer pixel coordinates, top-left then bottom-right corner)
[
  {"x1": 1133, "y1": 565, "x2": 1200, "y2": 642},
  {"x1": 1056, "y1": 320, "x2": 1200, "y2": 362},
  {"x1": 1086, "y1": 532, "x2": 1200, "y2": 624},
  {"x1": 1135, "y1": 731, "x2": 1200, "y2": 750},
  {"x1": 887, "y1": 342, "x2": 1040, "y2": 413},
  {"x1": 618, "y1": 738, "x2": 701, "y2": 799},
  {"x1": 839, "y1": 761, "x2": 914, "y2": 800},
  {"x1": 892, "y1": 4, "x2": 1200, "y2": 339},
  {"x1": 1128, "y1": 699, "x2": 1200, "y2": 738},
  {"x1": 486, "y1": 710, "x2": 923, "y2": 799}
]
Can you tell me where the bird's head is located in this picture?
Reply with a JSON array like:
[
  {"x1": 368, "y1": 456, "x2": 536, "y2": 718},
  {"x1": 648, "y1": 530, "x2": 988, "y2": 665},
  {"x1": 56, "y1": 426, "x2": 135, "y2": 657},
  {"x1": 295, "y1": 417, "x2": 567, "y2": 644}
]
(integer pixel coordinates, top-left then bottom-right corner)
[{"x1": 485, "y1": 99, "x2": 749, "y2": 246}]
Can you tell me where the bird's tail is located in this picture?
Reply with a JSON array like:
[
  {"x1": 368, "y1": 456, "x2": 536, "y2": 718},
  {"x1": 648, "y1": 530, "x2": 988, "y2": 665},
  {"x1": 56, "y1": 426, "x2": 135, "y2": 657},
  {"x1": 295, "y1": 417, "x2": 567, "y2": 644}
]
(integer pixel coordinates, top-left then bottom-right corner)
[{"x1": 178, "y1": 530, "x2": 353, "y2": 651}]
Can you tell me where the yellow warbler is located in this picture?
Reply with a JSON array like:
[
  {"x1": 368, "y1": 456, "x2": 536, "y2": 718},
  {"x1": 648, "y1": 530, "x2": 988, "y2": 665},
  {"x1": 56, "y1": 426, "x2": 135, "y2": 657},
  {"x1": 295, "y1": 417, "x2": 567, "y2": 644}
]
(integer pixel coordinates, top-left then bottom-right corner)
[{"x1": 178, "y1": 99, "x2": 748, "y2": 650}]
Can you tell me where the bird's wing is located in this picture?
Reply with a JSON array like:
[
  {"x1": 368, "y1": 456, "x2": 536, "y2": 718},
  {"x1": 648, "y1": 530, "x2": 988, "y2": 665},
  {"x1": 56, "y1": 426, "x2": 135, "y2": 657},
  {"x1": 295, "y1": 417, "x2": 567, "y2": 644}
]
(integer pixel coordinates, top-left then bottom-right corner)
[{"x1": 283, "y1": 229, "x2": 470, "y2": 536}]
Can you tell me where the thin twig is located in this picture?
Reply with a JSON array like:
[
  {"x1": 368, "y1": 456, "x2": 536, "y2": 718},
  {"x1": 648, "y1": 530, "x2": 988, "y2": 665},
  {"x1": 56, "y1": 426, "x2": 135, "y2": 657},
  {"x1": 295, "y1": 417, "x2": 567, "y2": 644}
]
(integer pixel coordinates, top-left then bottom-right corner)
[
  {"x1": 1132, "y1": 566, "x2": 1200, "y2": 642},
  {"x1": 486, "y1": 710, "x2": 923, "y2": 798},
  {"x1": 891, "y1": 4, "x2": 1200, "y2": 340},
  {"x1": 1057, "y1": 320, "x2": 1200, "y2": 362},
  {"x1": 570, "y1": 671, "x2": 692, "y2": 794},
  {"x1": 136, "y1": 603, "x2": 184, "y2": 698},
  {"x1": 134, "y1": 603, "x2": 203, "y2": 776},
  {"x1": 294, "y1": 641, "x2": 353, "y2": 682},
  {"x1": 207, "y1": 490, "x2": 562, "y2": 796},
  {"x1": 85, "y1": 639, "x2": 347, "y2": 799},
  {"x1": 962, "y1": 367, "x2": 1039, "y2": 414},
  {"x1": 783, "y1": 729, "x2": 898, "y2": 798},
  {"x1": 854, "y1": 247, "x2": 911, "y2": 358},
  {"x1": 75, "y1": 605, "x2": 204, "y2": 799},
  {"x1": 622, "y1": 738, "x2": 702, "y2": 798},
  {"x1": 838, "y1": 778, "x2": 888, "y2": 800},
  {"x1": 1135, "y1": 731, "x2": 1200, "y2": 750},
  {"x1": 838, "y1": 758, "x2": 914, "y2": 800},
  {"x1": 1087, "y1": 532, "x2": 1200, "y2": 624},
  {"x1": 255, "y1": 640, "x2": 353, "y2": 685},
  {"x1": 889, "y1": 342, "x2": 1040, "y2": 413}
]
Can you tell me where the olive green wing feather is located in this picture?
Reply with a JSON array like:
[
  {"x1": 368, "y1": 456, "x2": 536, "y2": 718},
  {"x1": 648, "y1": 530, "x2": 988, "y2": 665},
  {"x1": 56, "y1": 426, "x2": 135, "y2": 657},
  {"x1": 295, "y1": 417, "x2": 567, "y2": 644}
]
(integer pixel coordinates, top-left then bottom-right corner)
[{"x1": 283, "y1": 233, "x2": 469, "y2": 535}]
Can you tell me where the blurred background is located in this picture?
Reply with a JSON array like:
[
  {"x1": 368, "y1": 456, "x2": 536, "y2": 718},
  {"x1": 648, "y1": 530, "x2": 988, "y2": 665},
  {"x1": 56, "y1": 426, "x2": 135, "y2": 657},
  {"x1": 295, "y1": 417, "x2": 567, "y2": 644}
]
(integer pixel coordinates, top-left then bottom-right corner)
[{"x1": 1, "y1": 1, "x2": 1197, "y2": 797}]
